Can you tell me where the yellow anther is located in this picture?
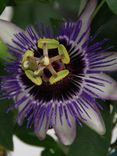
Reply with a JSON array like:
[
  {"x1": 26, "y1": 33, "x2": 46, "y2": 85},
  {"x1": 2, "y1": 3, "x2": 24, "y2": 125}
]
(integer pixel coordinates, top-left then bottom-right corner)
[
  {"x1": 25, "y1": 70, "x2": 42, "y2": 86},
  {"x1": 38, "y1": 38, "x2": 59, "y2": 49},
  {"x1": 49, "y1": 69, "x2": 69, "y2": 85},
  {"x1": 22, "y1": 50, "x2": 34, "y2": 63},
  {"x1": 58, "y1": 44, "x2": 70, "y2": 64},
  {"x1": 21, "y1": 50, "x2": 38, "y2": 71},
  {"x1": 34, "y1": 70, "x2": 40, "y2": 76},
  {"x1": 23, "y1": 60, "x2": 29, "y2": 69},
  {"x1": 42, "y1": 56, "x2": 50, "y2": 66},
  {"x1": 28, "y1": 57, "x2": 38, "y2": 71},
  {"x1": 34, "y1": 69, "x2": 43, "y2": 76}
]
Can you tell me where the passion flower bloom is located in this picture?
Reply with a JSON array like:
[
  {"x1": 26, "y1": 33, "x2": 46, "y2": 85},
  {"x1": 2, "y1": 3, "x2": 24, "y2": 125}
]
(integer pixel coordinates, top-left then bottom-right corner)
[{"x1": 0, "y1": 0, "x2": 117, "y2": 145}]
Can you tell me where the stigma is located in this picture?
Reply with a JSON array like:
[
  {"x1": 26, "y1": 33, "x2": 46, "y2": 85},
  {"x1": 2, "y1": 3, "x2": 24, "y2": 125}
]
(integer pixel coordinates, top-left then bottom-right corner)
[{"x1": 21, "y1": 38, "x2": 70, "y2": 85}]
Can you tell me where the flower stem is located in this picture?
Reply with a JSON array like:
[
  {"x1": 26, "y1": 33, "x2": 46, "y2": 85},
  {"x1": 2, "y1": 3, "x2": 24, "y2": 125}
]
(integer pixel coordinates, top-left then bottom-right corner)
[{"x1": 91, "y1": 0, "x2": 106, "y2": 19}]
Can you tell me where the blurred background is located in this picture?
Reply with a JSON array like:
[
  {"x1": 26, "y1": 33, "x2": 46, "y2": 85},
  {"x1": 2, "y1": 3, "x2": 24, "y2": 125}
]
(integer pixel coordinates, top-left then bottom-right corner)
[{"x1": 0, "y1": 0, "x2": 117, "y2": 156}]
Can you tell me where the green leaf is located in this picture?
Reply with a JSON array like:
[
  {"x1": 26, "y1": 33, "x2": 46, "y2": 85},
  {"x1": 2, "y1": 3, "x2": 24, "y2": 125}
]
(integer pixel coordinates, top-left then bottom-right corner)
[
  {"x1": 0, "y1": 100, "x2": 15, "y2": 150},
  {"x1": 94, "y1": 15, "x2": 117, "y2": 50},
  {"x1": 41, "y1": 148, "x2": 65, "y2": 156},
  {"x1": 91, "y1": 3, "x2": 113, "y2": 35},
  {"x1": 0, "y1": 40, "x2": 11, "y2": 60},
  {"x1": 14, "y1": 0, "x2": 53, "y2": 5},
  {"x1": 7, "y1": 0, "x2": 16, "y2": 6},
  {"x1": 42, "y1": 149, "x2": 55, "y2": 156},
  {"x1": 54, "y1": 0, "x2": 81, "y2": 20},
  {"x1": 106, "y1": 0, "x2": 117, "y2": 15},
  {"x1": 14, "y1": 124, "x2": 58, "y2": 149},
  {"x1": 12, "y1": 1, "x2": 63, "y2": 29},
  {"x1": 32, "y1": 2, "x2": 62, "y2": 24},
  {"x1": 57, "y1": 0, "x2": 81, "y2": 13},
  {"x1": 14, "y1": 0, "x2": 33, "y2": 4},
  {"x1": 68, "y1": 104, "x2": 113, "y2": 156},
  {"x1": 0, "y1": 0, "x2": 9, "y2": 15},
  {"x1": 42, "y1": 149, "x2": 54, "y2": 156},
  {"x1": 12, "y1": 4, "x2": 33, "y2": 28},
  {"x1": 109, "y1": 150, "x2": 117, "y2": 156},
  {"x1": 112, "y1": 101, "x2": 117, "y2": 113}
]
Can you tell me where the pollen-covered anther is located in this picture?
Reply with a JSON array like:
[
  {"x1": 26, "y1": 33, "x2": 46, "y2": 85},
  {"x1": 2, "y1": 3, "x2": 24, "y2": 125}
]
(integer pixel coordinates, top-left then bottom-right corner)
[
  {"x1": 58, "y1": 44, "x2": 70, "y2": 64},
  {"x1": 49, "y1": 69, "x2": 69, "y2": 85},
  {"x1": 23, "y1": 60, "x2": 29, "y2": 69},
  {"x1": 33, "y1": 69, "x2": 43, "y2": 76},
  {"x1": 25, "y1": 70, "x2": 42, "y2": 85},
  {"x1": 38, "y1": 38, "x2": 59, "y2": 49}
]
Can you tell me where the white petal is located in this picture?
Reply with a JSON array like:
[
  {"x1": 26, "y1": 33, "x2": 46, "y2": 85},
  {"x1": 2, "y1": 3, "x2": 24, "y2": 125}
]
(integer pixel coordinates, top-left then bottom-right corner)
[
  {"x1": 85, "y1": 73, "x2": 117, "y2": 100},
  {"x1": 52, "y1": 106, "x2": 76, "y2": 145},
  {"x1": 76, "y1": 0, "x2": 97, "y2": 42},
  {"x1": 34, "y1": 116, "x2": 47, "y2": 140},
  {"x1": 90, "y1": 52, "x2": 117, "y2": 72},
  {"x1": 16, "y1": 87, "x2": 34, "y2": 125},
  {"x1": 79, "y1": 0, "x2": 97, "y2": 28},
  {"x1": 34, "y1": 103, "x2": 52, "y2": 140},
  {"x1": 80, "y1": 106, "x2": 106, "y2": 135},
  {"x1": 0, "y1": 19, "x2": 23, "y2": 46},
  {"x1": 15, "y1": 93, "x2": 30, "y2": 125}
]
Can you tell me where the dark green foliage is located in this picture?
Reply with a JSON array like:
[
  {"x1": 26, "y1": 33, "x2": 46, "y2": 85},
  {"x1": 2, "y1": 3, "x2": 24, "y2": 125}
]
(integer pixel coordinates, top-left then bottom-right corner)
[
  {"x1": 0, "y1": 0, "x2": 9, "y2": 15},
  {"x1": 106, "y1": 0, "x2": 117, "y2": 15},
  {"x1": 0, "y1": 100, "x2": 14, "y2": 150}
]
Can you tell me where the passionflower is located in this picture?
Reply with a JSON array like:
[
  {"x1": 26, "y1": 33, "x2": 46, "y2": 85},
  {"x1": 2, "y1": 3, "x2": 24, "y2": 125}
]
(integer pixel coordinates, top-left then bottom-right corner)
[{"x1": 0, "y1": 0, "x2": 117, "y2": 145}]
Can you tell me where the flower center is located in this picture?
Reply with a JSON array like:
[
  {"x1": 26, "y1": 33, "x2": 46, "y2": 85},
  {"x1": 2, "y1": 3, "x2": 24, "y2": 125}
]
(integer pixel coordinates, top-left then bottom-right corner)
[{"x1": 21, "y1": 38, "x2": 70, "y2": 85}]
